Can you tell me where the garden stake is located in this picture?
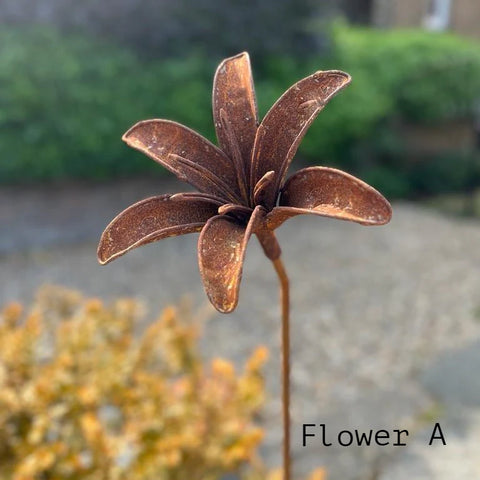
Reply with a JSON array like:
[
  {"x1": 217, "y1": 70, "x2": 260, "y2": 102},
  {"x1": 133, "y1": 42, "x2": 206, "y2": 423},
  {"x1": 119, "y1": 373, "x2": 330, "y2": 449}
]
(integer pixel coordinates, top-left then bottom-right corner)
[{"x1": 97, "y1": 52, "x2": 392, "y2": 480}]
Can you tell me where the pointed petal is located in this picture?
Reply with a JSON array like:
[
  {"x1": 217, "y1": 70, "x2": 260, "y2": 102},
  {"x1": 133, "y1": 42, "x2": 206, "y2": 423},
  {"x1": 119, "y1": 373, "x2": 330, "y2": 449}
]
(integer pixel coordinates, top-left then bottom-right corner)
[
  {"x1": 253, "y1": 170, "x2": 275, "y2": 207},
  {"x1": 251, "y1": 71, "x2": 351, "y2": 208},
  {"x1": 267, "y1": 167, "x2": 392, "y2": 229},
  {"x1": 98, "y1": 194, "x2": 221, "y2": 265},
  {"x1": 198, "y1": 206, "x2": 264, "y2": 313},
  {"x1": 213, "y1": 52, "x2": 258, "y2": 194},
  {"x1": 123, "y1": 120, "x2": 241, "y2": 202}
]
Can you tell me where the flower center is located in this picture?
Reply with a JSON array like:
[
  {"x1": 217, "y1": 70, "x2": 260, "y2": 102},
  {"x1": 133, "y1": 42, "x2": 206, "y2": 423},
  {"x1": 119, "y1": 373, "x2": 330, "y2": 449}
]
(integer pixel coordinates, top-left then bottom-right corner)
[{"x1": 218, "y1": 204, "x2": 253, "y2": 224}]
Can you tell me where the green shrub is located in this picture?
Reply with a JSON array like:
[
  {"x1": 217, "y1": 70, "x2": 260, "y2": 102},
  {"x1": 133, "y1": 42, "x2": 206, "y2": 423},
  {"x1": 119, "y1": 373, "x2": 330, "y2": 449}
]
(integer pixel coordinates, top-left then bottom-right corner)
[
  {"x1": 409, "y1": 150, "x2": 480, "y2": 196},
  {"x1": 329, "y1": 23, "x2": 480, "y2": 121},
  {"x1": 2, "y1": 24, "x2": 480, "y2": 198},
  {"x1": 298, "y1": 23, "x2": 480, "y2": 197},
  {"x1": 0, "y1": 27, "x2": 213, "y2": 183}
]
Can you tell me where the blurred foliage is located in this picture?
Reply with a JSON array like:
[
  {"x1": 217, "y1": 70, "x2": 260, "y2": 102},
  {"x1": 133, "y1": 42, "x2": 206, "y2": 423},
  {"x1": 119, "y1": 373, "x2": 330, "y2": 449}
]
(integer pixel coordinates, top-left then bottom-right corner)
[
  {"x1": 298, "y1": 22, "x2": 480, "y2": 197},
  {"x1": 0, "y1": 285, "x2": 270, "y2": 480},
  {"x1": 248, "y1": 467, "x2": 327, "y2": 480},
  {"x1": 0, "y1": 27, "x2": 215, "y2": 182},
  {"x1": 329, "y1": 23, "x2": 480, "y2": 123},
  {"x1": 0, "y1": 0, "x2": 328, "y2": 61},
  {"x1": 1, "y1": 24, "x2": 480, "y2": 197}
]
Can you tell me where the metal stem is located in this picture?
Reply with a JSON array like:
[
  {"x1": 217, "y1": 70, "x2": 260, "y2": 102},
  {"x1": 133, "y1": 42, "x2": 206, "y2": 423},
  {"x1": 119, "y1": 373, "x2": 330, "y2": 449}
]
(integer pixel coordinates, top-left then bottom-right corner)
[{"x1": 272, "y1": 256, "x2": 291, "y2": 480}]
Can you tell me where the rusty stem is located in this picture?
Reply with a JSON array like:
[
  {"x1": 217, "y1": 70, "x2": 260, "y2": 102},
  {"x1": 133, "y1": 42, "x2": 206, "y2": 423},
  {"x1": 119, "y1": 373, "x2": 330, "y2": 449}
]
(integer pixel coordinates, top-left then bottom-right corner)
[{"x1": 272, "y1": 256, "x2": 291, "y2": 480}]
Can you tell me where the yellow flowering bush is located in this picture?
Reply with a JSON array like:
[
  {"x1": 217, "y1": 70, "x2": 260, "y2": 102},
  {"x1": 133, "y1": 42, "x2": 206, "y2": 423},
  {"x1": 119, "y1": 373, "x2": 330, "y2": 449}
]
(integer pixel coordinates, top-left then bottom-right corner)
[{"x1": 0, "y1": 286, "x2": 268, "y2": 480}]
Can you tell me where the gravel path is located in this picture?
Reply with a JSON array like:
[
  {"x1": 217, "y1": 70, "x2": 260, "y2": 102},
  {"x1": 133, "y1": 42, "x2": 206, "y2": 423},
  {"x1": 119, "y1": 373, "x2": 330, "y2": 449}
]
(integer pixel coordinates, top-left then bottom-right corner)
[{"x1": 2, "y1": 178, "x2": 480, "y2": 479}]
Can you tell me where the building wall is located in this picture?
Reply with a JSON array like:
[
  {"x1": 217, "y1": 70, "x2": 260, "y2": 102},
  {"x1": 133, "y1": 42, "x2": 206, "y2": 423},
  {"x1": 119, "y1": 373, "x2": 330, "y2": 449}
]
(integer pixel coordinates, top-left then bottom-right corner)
[
  {"x1": 371, "y1": 0, "x2": 394, "y2": 27},
  {"x1": 391, "y1": 0, "x2": 430, "y2": 28},
  {"x1": 372, "y1": 0, "x2": 480, "y2": 39}
]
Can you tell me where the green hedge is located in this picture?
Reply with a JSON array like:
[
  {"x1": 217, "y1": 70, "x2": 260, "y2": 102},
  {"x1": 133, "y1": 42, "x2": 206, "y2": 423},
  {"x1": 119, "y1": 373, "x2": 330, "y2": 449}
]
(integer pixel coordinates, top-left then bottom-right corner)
[
  {"x1": 300, "y1": 23, "x2": 480, "y2": 197},
  {"x1": 0, "y1": 27, "x2": 214, "y2": 182},
  {"x1": 1, "y1": 25, "x2": 480, "y2": 197}
]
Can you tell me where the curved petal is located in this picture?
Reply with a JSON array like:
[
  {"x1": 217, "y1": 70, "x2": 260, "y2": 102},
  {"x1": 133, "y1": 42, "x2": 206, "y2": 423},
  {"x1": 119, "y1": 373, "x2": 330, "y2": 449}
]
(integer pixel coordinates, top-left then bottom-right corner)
[
  {"x1": 266, "y1": 167, "x2": 392, "y2": 229},
  {"x1": 98, "y1": 193, "x2": 221, "y2": 265},
  {"x1": 251, "y1": 71, "x2": 351, "y2": 208},
  {"x1": 213, "y1": 52, "x2": 258, "y2": 198},
  {"x1": 198, "y1": 206, "x2": 264, "y2": 313},
  {"x1": 253, "y1": 170, "x2": 275, "y2": 207},
  {"x1": 123, "y1": 120, "x2": 241, "y2": 202}
]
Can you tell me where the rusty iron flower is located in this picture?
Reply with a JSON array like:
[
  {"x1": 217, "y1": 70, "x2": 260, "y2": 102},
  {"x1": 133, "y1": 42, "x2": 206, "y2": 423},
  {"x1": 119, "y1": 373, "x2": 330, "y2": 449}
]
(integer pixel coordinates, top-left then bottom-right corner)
[{"x1": 97, "y1": 52, "x2": 392, "y2": 313}]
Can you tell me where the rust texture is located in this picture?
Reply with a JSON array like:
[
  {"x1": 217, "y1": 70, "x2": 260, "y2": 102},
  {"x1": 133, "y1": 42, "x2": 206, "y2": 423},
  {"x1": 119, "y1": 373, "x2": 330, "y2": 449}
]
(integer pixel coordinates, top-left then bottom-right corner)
[{"x1": 97, "y1": 52, "x2": 392, "y2": 313}]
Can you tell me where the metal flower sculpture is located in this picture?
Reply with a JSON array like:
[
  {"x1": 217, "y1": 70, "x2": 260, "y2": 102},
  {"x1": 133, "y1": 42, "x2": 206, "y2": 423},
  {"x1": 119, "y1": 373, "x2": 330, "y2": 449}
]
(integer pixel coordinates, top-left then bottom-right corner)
[{"x1": 97, "y1": 52, "x2": 392, "y2": 480}]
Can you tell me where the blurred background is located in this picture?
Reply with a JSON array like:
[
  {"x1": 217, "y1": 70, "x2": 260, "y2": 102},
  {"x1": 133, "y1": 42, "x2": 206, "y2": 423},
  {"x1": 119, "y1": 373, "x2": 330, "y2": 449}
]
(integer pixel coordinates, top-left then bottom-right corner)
[
  {"x1": 1, "y1": 0, "x2": 480, "y2": 203},
  {"x1": 1, "y1": 1, "x2": 480, "y2": 479}
]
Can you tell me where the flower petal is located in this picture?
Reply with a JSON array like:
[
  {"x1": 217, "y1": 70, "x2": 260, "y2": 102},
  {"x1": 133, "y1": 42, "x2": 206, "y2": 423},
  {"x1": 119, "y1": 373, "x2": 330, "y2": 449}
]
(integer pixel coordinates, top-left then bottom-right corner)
[
  {"x1": 198, "y1": 206, "x2": 264, "y2": 313},
  {"x1": 98, "y1": 194, "x2": 221, "y2": 265},
  {"x1": 253, "y1": 170, "x2": 275, "y2": 207},
  {"x1": 267, "y1": 167, "x2": 392, "y2": 229},
  {"x1": 251, "y1": 71, "x2": 351, "y2": 208},
  {"x1": 213, "y1": 52, "x2": 258, "y2": 197},
  {"x1": 123, "y1": 120, "x2": 241, "y2": 202}
]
